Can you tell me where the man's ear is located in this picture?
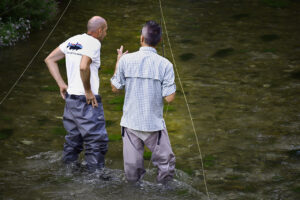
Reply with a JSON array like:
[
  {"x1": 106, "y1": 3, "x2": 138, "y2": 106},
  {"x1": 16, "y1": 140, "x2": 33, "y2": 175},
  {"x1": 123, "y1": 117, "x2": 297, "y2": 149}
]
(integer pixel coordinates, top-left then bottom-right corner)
[
  {"x1": 140, "y1": 35, "x2": 144, "y2": 43},
  {"x1": 98, "y1": 27, "x2": 103, "y2": 36}
]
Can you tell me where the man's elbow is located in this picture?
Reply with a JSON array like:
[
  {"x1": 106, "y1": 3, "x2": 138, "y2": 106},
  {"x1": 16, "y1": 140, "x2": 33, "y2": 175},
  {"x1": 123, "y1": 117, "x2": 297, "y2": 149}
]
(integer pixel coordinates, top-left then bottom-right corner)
[
  {"x1": 44, "y1": 57, "x2": 54, "y2": 69},
  {"x1": 80, "y1": 64, "x2": 89, "y2": 72},
  {"x1": 164, "y1": 93, "x2": 175, "y2": 103},
  {"x1": 44, "y1": 56, "x2": 51, "y2": 65}
]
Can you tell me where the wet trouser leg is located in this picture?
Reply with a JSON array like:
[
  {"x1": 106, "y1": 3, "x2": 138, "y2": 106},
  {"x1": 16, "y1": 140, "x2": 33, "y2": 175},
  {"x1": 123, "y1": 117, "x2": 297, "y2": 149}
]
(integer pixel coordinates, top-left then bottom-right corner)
[
  {"x1": 144, "y1": 129, "x2": 176, "y2": 183},
  {"x1": 122, "y1": 128, "x2": 146, "y2": 182},
  {"x1": 122, "y1": 127, "x2": 175, "y2": 183},
  {"x1": 62, "y1": 104, "x2": 83, "y2": 163},
  {"x1": 63, "y1": 93, "x2": 108, "y2": 171}
]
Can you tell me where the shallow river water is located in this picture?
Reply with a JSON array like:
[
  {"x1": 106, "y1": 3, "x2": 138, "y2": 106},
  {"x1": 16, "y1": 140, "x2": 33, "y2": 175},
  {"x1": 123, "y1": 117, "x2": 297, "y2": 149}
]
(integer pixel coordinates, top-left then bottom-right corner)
[{"x1": 0, "y1": 0, "x2": 300, "y2": 199}]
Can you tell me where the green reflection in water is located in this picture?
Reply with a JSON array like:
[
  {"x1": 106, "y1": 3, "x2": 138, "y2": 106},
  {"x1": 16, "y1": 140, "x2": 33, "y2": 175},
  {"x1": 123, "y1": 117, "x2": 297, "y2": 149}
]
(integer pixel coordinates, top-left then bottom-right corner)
[
  {"x1": 40, "y1": 85, "x2": 58, "y2": 92},
  {"x1": 101, "y1": 67, "x2": 115, "y2": 75},
  {"x1": 203, "y1": 154, "x2": 216, "y2": 168},
  {"x1": 108, "y1": 134, "x2": 122, "y2": 142},
  {"x1": 51, "y1": 127, "x2": 66, "y2": 136},
  {"x1": 163, "y1": 105, "x2": 175, "y2": 112},
  {"x1": 261, "y1": 0, "x2": 290, "y2": 8},
  {"x1": 108, "y1": 96, "x2": 124, "y2": 104},
  {"x1": 105, "y1": 120, "x2": 116, "y2": 127},
  {"x1": 143, "y1": 151, "x2": 152, "y2": 160}
]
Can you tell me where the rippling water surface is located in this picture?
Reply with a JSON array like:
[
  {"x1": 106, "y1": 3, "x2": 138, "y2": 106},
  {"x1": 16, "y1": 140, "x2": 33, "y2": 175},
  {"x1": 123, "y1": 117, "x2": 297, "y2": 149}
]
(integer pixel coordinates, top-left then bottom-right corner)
[{"x1": 0, "y1": 0, "x2": 299, "y2": 199}]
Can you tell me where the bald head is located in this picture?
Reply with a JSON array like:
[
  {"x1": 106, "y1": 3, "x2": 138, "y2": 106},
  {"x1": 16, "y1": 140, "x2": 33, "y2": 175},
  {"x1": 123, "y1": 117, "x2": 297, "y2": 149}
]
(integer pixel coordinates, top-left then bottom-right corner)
[{"x1": 87, "y1": 16, "x2": 107, "y2": 33}]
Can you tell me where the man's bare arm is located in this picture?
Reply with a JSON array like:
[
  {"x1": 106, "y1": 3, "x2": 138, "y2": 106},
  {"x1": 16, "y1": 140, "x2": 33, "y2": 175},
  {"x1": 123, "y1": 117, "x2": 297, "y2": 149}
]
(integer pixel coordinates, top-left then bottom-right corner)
[
  {"x1": 111, "y1": 84, "x2": 120, "y2": 93},
  {"x1": 164, "y1": 92, "x2": 175, "y2": 103},
  {"x1": 111, "y1": 45, "x2": 128, "y2": 93},
  {"x1": 80, "y1": 55, "x2": 98, "y2": 108},
  {"x1": 111, "y1": 58, "x2": 121, "y2": 93},
  {"x1": 44, "y1": 47, "x2": 68, "y2": 99}
]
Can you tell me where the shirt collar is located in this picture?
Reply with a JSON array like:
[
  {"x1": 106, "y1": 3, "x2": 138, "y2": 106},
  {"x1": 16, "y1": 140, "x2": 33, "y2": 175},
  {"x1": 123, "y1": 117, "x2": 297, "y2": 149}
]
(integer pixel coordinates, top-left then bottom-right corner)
[{"x1": 139, "y1": 46, "x2": 157, "y2": 53}]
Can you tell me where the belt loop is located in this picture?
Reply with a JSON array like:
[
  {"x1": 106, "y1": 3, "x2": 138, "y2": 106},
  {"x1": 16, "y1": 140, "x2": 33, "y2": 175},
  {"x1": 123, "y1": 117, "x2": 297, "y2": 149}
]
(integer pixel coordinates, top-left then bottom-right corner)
[
  {"x1": 121, "y1": 126, "x2": 125, "y2": 137},
  {"x1": 157, "y1": 130, "x2": 162, "y2": 145}
]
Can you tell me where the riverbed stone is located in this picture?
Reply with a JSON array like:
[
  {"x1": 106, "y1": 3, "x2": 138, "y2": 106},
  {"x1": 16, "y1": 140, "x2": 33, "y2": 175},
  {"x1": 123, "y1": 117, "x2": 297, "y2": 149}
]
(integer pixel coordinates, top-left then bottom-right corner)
[{"x1": 0, "y1": 129, "x2": 13, "y2": 140}]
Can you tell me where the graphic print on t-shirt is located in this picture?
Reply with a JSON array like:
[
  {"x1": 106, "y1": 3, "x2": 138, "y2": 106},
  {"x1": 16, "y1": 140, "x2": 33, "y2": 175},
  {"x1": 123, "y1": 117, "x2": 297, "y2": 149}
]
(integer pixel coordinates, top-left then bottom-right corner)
[{"x1": 67, "y1": 42, "x2": 83, "y2": 51}]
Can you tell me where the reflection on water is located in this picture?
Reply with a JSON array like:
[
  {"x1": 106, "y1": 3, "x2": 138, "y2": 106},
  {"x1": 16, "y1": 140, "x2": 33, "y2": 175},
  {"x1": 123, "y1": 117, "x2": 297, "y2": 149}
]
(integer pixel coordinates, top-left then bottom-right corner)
[{"x1": 0, "y1": 0, "x2": 300, "y2": 199}]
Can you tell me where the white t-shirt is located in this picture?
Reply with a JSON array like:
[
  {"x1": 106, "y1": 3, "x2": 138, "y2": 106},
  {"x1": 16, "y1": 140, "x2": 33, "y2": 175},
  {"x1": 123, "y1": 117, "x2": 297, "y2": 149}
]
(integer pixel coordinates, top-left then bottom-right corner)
[{"x1": 59, "y1": 33, "x2": 101, "y2": 95}]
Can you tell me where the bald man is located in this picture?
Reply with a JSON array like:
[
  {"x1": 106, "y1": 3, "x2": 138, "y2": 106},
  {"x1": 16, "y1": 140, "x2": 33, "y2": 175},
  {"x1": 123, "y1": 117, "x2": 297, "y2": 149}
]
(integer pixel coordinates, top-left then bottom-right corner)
[{"x1": 45, "y1": 16, "x2": 108, "y2": 172}]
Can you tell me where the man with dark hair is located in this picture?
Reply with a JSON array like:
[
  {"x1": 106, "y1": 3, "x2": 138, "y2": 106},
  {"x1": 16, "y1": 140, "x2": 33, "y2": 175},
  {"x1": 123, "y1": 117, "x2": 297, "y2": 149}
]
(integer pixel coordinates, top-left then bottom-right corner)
[
  {"x1": 44, "y1": 16, "x2": 109, "y2": 172},
  {"x1": 111, "y1": 20, "x2": 176, "y2": 183}
]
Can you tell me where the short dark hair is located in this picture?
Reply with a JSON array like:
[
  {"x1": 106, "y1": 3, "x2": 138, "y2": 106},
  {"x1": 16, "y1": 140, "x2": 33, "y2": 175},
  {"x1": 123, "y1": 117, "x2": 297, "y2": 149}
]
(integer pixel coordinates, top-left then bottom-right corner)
[{"x1": 142, "y1": 21, "x2": 162, "y2": 46}]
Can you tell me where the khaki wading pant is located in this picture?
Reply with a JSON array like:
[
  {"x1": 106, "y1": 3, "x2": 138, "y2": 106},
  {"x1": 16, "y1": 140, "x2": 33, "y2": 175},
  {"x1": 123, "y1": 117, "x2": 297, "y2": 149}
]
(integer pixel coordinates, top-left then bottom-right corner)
[{"x1": 122, "y1": 127, "x2": 176, "y2": 183}]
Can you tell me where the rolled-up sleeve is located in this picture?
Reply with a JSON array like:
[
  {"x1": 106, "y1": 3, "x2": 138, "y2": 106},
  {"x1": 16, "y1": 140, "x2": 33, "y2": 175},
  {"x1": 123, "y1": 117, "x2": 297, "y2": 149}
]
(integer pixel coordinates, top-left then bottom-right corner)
[
  {"x1": 110, "y1": 58, "x2": 125, "y2": 90},
  {"x1": 162, "y1": 63, "x2": 176, "y2": 97}
]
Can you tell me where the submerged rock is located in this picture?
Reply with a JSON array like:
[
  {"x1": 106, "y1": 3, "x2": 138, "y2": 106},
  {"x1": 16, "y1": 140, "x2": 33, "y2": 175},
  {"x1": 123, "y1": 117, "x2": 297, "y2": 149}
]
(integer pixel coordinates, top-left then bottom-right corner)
[
  {"x1": 260, "y1": 34, "x2": 280, "y2": 42},
  {"x1": 288, "y1": 149, "x2": 300, "y2": 159},
  {"x1": 232, "y1": 13, "x2": 250, "y2": 20},
  {"x1": 212, "y1": 48, "x2": 234, "y2": 58},
  {"x1": 179, "y1": 53, "x2": 196, "y2": 61},
  {"x1": 21, "y1": 139, "x2": 34, "y2": 145},
  {"x1": 290, "y1": 71, "x2": 300, "y2": 80},
  {"x1": 0, "y1": 129, "x2": 13, "y2": 140},
  {"x1": 180, "y1": 39, "x2": 196, "y2": 44}
]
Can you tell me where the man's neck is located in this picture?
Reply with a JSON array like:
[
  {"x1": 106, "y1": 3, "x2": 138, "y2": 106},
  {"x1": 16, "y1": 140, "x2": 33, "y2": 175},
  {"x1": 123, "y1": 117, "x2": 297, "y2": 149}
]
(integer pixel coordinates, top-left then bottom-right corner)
[
  {"x1": 141, "y1": 43, "x2": 156, "y2": 48},
  {"x1": 87, "y1": 32, "x2": 98, "y2": 40}
]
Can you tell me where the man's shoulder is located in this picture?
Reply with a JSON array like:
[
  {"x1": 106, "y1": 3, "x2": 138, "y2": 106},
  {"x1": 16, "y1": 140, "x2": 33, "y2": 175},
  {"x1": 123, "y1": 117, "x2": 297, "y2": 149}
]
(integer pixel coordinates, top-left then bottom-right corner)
[
  {"x1": 152, "y1": 53, "x2": 172, "y2": 68},
  {"x1": 120, "y1": 51, "x2": 140, "y2": 62},
  {"x1": 66, "y1": 34, "x2": 100, "y2": 46},
  {"x1": 126, "y1": 50, "x2": 140, "y2": 57},
  {"x1": 158, "y1": 54, "x2": 172, "y2": 64},
  {"x1": 64, "y1": 34, "x2": 82, "y2": 42},
  {"x1": 121, "y1": 50, "x2": 169, "y2": 60}
]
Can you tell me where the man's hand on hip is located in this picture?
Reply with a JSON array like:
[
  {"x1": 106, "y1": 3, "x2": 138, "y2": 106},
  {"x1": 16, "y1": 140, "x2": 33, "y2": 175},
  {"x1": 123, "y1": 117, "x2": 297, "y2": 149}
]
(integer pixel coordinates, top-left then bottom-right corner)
[
  {"x1": 85, "y1": 90, "x2": 98, "y2": 108},
  {"x1": 59, "y1": 84, "x2": 68, "y2": 100}
]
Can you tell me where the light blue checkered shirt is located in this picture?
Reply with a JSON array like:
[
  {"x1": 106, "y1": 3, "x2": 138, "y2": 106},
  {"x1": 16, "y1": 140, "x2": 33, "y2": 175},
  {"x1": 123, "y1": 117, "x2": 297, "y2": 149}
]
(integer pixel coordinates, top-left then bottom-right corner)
[{"x1": 110, "y1": 47, "x2": 176, "y2": 131}]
